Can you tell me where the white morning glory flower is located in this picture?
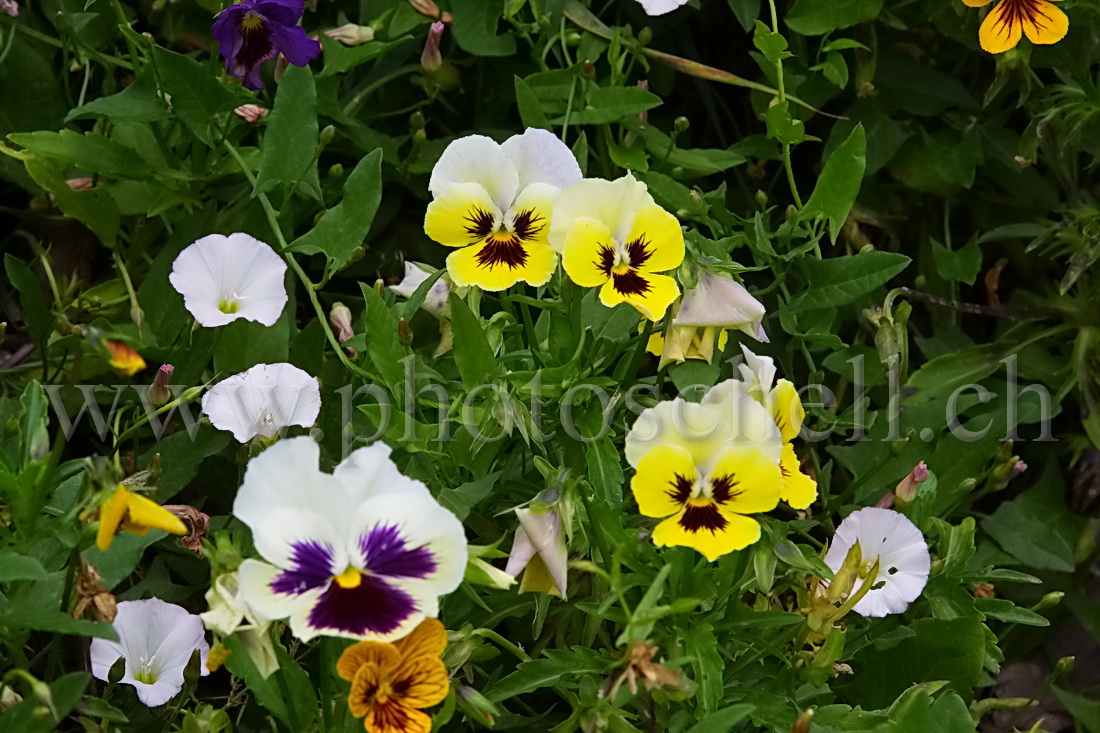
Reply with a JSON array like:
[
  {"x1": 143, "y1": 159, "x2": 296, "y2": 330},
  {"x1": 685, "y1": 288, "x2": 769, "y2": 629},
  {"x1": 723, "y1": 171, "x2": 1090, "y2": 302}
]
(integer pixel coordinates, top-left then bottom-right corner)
[
  {"x1": 201, "y1": 363, "x2": 321, "y2": 443},
  {"x1": 824, "y1": 507, "x2": 931, "y2": 617},
  {"x1": 90, "y1": 598, "x2": 210, "y2": 707},
  {"x1": 635, "y1": 0, "x2": 691, "y2": 16},
  {"x1": 425, "y1": 128, "x2": 582, "y2": 291},
  {"x1": 233, "y1": 437, "x2": 467, "y2": 642},
  {"x1": 169, "y1": 232, "x2": 287, "y2": 327}
]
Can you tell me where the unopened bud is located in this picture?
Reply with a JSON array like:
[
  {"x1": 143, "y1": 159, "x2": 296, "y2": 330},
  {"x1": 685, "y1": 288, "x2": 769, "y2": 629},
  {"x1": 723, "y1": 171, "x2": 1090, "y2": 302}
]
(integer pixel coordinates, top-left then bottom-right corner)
[
  {"x1": 638, "y1": 27, "x2": 652, "y2": 46},
  {"x1": 894, "y1": 460, "x2": 929, "y2": 509},
  {"x1": 421, "y1": 21, "x2": 444, "y2": 72},
  {"x1": 329, "y1": 302, "x2": 354, "y2": 343},
  {"x1": 786, "y1": 204, "x2": 798, "y2": 223},
  {"x1": 455, "y1": 684, "x2": 499, "y2": 726},
  {"x1": 149, "y1": 364, "x2": 174, "y2": 407},
  {"x1": 413, "y1": 128, "x2": 427, "y2": 145},
  {"x1": 1034, "y1": 591, "x2": 1064, "y2": 613},
  {"x1": 373, "y1": 279, "x2": 385, "y2": 298},
  {"x1": 108, "y1": 656, "x2": 126, "y2": 684},
  {"x1": 328, "y1": 163, "x2": 344, "y2": 179},
  {"x1": 183, "y1": 648, "x2": 203, "y2": 683},
  {"x1": 234, "y1": 104, "x2": 268, "y2": 123},
  {"x1": 398, "y1": 318, "x2": 413, "y2": 346},
  {"x1": 755, "y1": 190, "x2": 768, "y2": 207},
  {"x1": 324, "y1": 23, "x2": 375, "y2": 45},
  {"x1": 410, "y1": 110, "x2": 425, "y2": 130},
  {"x1": 1054, "y1": 656, "x2": 1075, "y2": 676},
  {"x1": 181, "y1": 385, "x2": 205, "y2": 403},
  {"x1": 673, "y1": 116, "x2": 690, "y2": 134},
  {"x1": 564, "y1": 31, "x2": 581, "y2": 45},
  {"x1": 273, "y1": 53, "x2": 290, "y2": 83},
  {"x1": 826, "y1": 542, "x2": 861, "y2": 603},
  {"x1": 319, "y1": 125, "x2": 335, "y2": 147},
  {"x1": 790, "y1": 708, "x2": 814, "y2": 733},
  {"x1": 581, "y1": 60, "x2": 595, "y2": 78},
  {"x1": 67, "y1": 177, "x2": 95, "y2": 191}
]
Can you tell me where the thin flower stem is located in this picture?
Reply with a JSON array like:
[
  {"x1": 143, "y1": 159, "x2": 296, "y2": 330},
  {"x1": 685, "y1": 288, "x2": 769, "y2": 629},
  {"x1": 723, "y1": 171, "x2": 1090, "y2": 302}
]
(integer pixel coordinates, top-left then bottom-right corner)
[
  {"x1": 112, "y1": 250, "x2": 142, "y2": 328},
  {"x1": 766, "y1": 0, "x2": 804, "y2": 210},
  {"x1": 471, "y1": 628, "x2": 531, "y2": 662},
  {"x1": 342, "y1": 64, "x2": 421, "y2": 117}
]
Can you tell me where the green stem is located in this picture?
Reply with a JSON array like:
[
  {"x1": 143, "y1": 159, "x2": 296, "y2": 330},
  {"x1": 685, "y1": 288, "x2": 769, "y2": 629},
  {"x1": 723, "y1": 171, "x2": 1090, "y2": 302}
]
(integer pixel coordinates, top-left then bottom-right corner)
[
  {"x1": 471, "y1": 628, "x2": 531, "y2": 662},
  {"x1": 766, "y1": 0, "x2": 804, "y2": 209}
]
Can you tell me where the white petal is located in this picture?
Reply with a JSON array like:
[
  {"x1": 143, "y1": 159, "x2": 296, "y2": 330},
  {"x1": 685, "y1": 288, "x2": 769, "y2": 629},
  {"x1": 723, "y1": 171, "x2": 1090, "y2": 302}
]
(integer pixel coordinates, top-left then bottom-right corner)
[
  {"x1": 200, "y1": 573, "x2": 248, "y2": 636},
  {"x1": 238, "y1": 558, "x2": 323, "y2": 625},
  {"x1": 500, "y1": 128, "x2": 582, "y2": 193},
  {"x1": 89, "y1": 638, "x2": 124, "y2": 683},
  {"x1": 636, "y1": 0, "x2": 691, "y2": 15},
  {"x1": 504, "y1": 525, "x2": 535, "y2": 577},
  {"x1": 391, "y1": 263, "x2": 452, "y2": 319},
  {"x1": 333, "y1": 442, "x2": 434, "y2": 507},
  {"x1": 202, "y1": 363, "x2": 321, "y2": 443},
  {"x1": 389, "y1": 261, "x2": 431, "y2": 300},
  {"x1": 674, "y1": 272, "x2": 766, "y2": 334},
  {"x1": 548, "y1": 174, "x2": 654, "y2": 251},
  {"x1": 169, "y1": 233, "x2": 287, "y2": 328},
  {"x1": 429, "y1": 134, "x2": 519, "y2": 212},
  {"x1": 735, "y1": 344, "x2": 777, "y2": 397},
  {"x1": 514, "y1": 507, "x2": 567, "y2": 597},
  {"x1": 129, "y1": 674, "x2": 185, "y2": 707}
]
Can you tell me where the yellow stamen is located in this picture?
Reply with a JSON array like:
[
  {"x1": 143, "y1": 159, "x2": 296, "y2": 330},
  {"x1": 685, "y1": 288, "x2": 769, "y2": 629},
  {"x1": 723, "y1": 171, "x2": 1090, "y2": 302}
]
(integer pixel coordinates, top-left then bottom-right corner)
[
  {"x1": 218, "y1": 299, "x2": 239, "y2": 314},
  {"x1": 611, "y1": 263, "x2": 630, "y2": 275},
  {"x1": 240, "y1": 13, "x2": 263, "y2": 31},
  {"x1": 334, "y1": 566, "x2": 362, "y2": 589}
]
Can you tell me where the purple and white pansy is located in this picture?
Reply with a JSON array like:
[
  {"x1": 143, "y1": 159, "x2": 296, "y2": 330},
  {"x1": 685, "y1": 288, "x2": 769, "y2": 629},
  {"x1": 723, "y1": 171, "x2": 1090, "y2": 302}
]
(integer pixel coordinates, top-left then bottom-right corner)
[{"x1": 233, "y1": 437, "x2": 466, "y2": 642}]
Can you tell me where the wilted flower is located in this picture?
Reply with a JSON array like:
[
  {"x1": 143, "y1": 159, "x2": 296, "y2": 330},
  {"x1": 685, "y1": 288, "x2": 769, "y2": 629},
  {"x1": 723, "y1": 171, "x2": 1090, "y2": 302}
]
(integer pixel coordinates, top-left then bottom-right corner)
[
  {"x1": 624, "y1": 642, "x2": 680, "y2": 693},
  {"x1": 90, "y1": 599, "x2": 210, "y2": 707},
  {"x1": 325, "y1": 23, "x2": 375, "y2": 45},
  {"x1": 162, "y1": 504, "x2": 210, "y2": 555},
  {"x1": 72, "y1": 561, "x2": 116, "y2": 623},
  {"x1": 234, "y1": 104, "x2": 269, "y2": 122},
  {"x1": 962, "y1": 0, "x2": 1068, "y2": 54},
  {"x1": 201, "y1": 363, "x2": 321, "y2": 443},
  {"x1": 234, "y1": 438, "x2": 467, "y2": 641},
  {"x1": 149, "y1": 364, "x2": 174, "y2": 407},
  {"x1": 635, "y1": 0, "x2": 691, "y2": 15},
  {"x1": 421, "y1": 21, "x2": 444, "y2": 72},
  {"x1": 674, "y1": 270, "x2": 767, "y2": 341},
  {"x1": 104, "y1": 339, "x2": 146, "y2": 376},
  {"x1": 391, "y1": 262, "x2": 451, "y2": 318},
  {"x1": 201, "y1": 572, "x2": 278, "y2": 677},
  {"x1": 338, "y1": 618, "x2": 450, "y2": 732},
  {"x1": 504, "y1": 495, "x2": 568, "y2": 598},
  {"x1": 91, "y1": 484, "x2": 188, "y2": 552},
  {"x1": 550, "y1": 175, "x2": 684, "y2": 321},
  {"x1": 823, "y1": 507, "x2": 931, "y2": 617},
  {"x1": 425, "y1": 128, "x2": 582, "y2": 291},
  {"x1": 169, "y1": 233, "x2": 288, "y2": 328},
  {"x1": 66, "y1": 176, "x2": 94, "y2": 190},
  {"x1": 211, "y1": 0, "x2": 321, "y2": 90}
]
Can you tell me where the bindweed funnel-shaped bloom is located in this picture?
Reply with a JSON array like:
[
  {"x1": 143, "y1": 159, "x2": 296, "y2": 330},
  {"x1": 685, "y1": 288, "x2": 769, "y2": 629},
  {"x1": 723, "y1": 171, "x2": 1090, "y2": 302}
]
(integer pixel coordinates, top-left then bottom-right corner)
[
  {"x1": 962, "y1": 0, "x2": 1068, "y2": 54},
  {"x1": 169, "y1": 233, "x2": 287, "y2": 328},
  {"x1": 504, "y1": 500, "x2": 568, "y2": 598},
  {"x1": 234, "y1": 438, "x2": 466, "y2": 642},
  {"x1": 90, "y1": 599, "x2": 210, "y2": 706},
  {"x1": 201, "y1": 363, "x2": 321, "y2": 443},
  {"x1": 823, "y1": 507, "x2": 931, "y2": 617},
  {"x1": 425, "y1": 129, "x2": 582, "y2": 291},
  {"x1": 338, "y1": 618, "x2": 450, "y2": 733},
  {"x1": 212, "y1": 0, "x2": 321, "y2": 90},
  {"x1": 550, "y1": 175, "x2": 685, "y2": 321},
  {"x1": 94, "y1": 485, "x2": 188, "y2": 552},
  {"x1": 636, "y1": 0, "x2": 691, "y2": 15}
]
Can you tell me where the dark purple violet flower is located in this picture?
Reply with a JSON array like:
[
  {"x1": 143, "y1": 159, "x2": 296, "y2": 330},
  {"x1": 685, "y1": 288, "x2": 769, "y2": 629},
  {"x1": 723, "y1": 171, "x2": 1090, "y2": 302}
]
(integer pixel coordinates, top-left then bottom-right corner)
[{"x1": 211, "y1": 0, "x2": 320, "y2": 91}]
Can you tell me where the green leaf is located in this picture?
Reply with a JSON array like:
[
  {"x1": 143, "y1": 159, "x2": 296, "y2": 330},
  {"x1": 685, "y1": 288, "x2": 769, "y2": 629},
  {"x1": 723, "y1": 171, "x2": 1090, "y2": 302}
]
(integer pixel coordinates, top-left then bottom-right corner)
[
  {"x1": 586, "y1": 437, "x2": 625, "y2": 511},
  {"x1": 686, "y1": 623, "x2": 725, "y2": 711},
  {"x1": 318, "y1": 35, "x2": 414, "y2": 77},
  {"x1": 0, "y1": 672, "x2": 89, "y2": 733},
  {"x1": 785, "y1": 0, "x2": 883, "y2": 36},
  {"x1": 485, "y1": 647, "x2": 610, "y2": 702},
  {"x1": 0, "y1": 606, "x2": 117, "y2": 639},
  {"x1": 65, "y1": 71, "x2": 171, "y2": 126},
  {"x1": 765, "y1": 102, "x2": 805, "y2": 145},
  {"x1": 687, "y1": 704, "x2": 756, "y2": 733},
  {"x1": 800, "y1": 124, "x2": 865, "y2": 242},
  {"x1": 254, "y1": 64, "x2": 321, "y2": 203},
  {"x1": 773, "y1": 539, "x2": 835, "y2": 579},
  {"x1": 727, "y1": 0, "x2": 761, "y2": 31},
  {"x1": 787, "y1": 251, "x2": 910, "y2": 312},
  {"x1": 17, "y1": 152, "x2": 120, "y2": 246},
  {"x1": 1053, "y1": 687, "x2": 1100, "y2": 733},
  {"x1": 515, "y1": 75, "x2": 551, "y2": 130},
  {"x1": 982, "y1": 490, "x2": 1076, "y2": 572},
  {"x1": 451, "y1": 0, "x2": 517, "y2": 56},
  {"x1": 0, "y1": 551, "x2": 47, "y2": 583},
  {"x1": 212, "y1": 307, "x2": 291, "y2": 375},
  {"x1": 287, "y1": 149, "x2": 383, "y2": 273},
  {"x1": 448, "y1": 293, "x2": 503, "y2": 391},
  {"x1": 9, "y1": 129, "x2": 154, "y2": 179},
  {"x1": 752, "y1": 21, "x2": 792, "y2": 65},
  {"x1": 974, "y1": 598, "x2": 1050, "y2": 627},
  {"x1": 4, "y1": 254, "x2": 54, "y2": 354},
  {"x1": 932, "y1": 239, "x2": 982, "y2": 285},
  {"x1": 561, "y1": 86, "x2": 663, "y2": 126},
  {"x1": 359, "y1": 282, "x2": 407, "y2": 389},
  {"x1": 83, "y1": 531, "x2": 169, "y2": 590},
  {"x1": 151, "y1": 46, "x2": 242, "y2": 146}
]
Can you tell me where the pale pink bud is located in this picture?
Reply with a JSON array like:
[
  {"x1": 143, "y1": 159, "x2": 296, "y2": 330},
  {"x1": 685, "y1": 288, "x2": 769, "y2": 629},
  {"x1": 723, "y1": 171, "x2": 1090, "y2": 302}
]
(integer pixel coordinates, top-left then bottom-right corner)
[
  {"x1": 66, "y1": 177, "x2": 95, "y2": 191},
  {"x1": 234, "y1": 105, "x2": 268, "y2": 123},
  {"x1": 895, "y1": 461, "x2": 929, "y2": 506},
  {"x1": 409, "y1": 0, "x2": 452, "y2": 23},
  {"x1": 1012, "y1": 460, "x2": 1028, "y2": 476},
  {"x1": 325, "y1": 23, "x2": 375, "y2": 46},
  {"x1": 421, "y1": 22, "x2": 444, "y2": 72},
  {"x1": 1, "y1": 0, "x2": 18, "y2": 17},
  {"x1": 150, "y1": 364, "x2": 174, "y2": 407},
  {"x1": 329, "y1": 302, "x2": 354, "y2": 343}
]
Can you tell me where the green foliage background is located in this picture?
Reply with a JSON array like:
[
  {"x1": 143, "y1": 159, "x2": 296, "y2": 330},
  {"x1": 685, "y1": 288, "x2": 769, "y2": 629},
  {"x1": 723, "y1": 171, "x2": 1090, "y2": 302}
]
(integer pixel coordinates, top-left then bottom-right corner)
[{"x1": 1, "y1": 0, "x2": 1100, "y2": 730}]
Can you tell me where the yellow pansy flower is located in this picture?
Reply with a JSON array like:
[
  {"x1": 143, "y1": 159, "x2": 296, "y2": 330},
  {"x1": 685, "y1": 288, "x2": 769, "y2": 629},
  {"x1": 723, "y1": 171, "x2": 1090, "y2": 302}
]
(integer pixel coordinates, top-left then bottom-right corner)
[
  {"x1": 94, "y1": 485, "x2": 188, "y2": 552},
  {"x1": 338, "y1": 618, "x2": 450, "y2": 733},
  {"x1": 549, "y1": 175, "x2": 684, "y2": 321},
  {"x1": 963, "y1": 0, "x2": 1068, "y2": 54},
  {"x1": 424, "y1": 129, "x2": 581, "y2": 291},
  {"x1": 104, "y1": 339, "x2": 146, "y2": 376},
  {"x1": 631, "y1": 444, "x2": 782, "y2": 561}
]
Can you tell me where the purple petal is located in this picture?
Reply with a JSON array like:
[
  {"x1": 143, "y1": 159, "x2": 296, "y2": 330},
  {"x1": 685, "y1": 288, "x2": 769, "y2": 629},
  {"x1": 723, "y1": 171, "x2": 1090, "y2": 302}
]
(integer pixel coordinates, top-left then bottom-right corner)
[
  {"x1": 257, "y1": 0, "x2": 305, "y2": 22},
  {"x1": 360, "y1": 525, "x2": 437, "y2": 579},
  {"x1": 211, "y1": 9, "x2": 245, "y2": 49},
  {"x1": 307, "y1": 574, "x2": 418, "y2": 635},
  {"x1": 268, "y1": 22, "x2": 321, "y2": 67},
  {"x1": 270, "y1": 540, "x2": 334, "y2": 595}
]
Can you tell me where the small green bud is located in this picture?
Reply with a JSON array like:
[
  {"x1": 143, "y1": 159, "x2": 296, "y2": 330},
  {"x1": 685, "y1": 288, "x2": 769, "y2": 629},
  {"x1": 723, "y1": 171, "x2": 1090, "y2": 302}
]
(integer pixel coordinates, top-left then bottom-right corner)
[
  {"x1": 673, "y1": 116, "x2": 690, "y2": 134},
  {"x1": 328, "y1": 163, "x2": 344, "y2": 179},
  {"x1": 413, "y1": 128, "x2": 428, "y2": 146},
  {"x1": 108, "y1": 656, "x2": 126, "y2": 684},
  {"x1": 319, "y1": 125, "x2": 336, "y2": 147},
  {"x1": 785, "y1": 204, "x2": 798, "y2": 223},
  {"x1": 183, "y1": 648, "x2": 203, "y2": 683},
  {"x1": 755, "y1": 190, "x2": 768, "y2": 207},
  {"x1": 564, "y1": 31, "x2": 581, "y2": 45},
  {"x1": 1034, "y1": 591, "x2": 1064, "y2": 613},
  {"x1": 372, "y1": 278, "x2": 386, "y2": 298},
  {"x1": 790, "y1": 708, "x2": 814, "y2": 733},
  {"x1": 638, "y1": 27, "x2": 652, "y2": 46},
  {"x1": 455, "y1": 684, "x2": 500, "y2": 726},
  {"x1": 581, "y1": 60, "x2": 595, "y2": 78},
  {"x1": 410, "y1": 110, "x2": 425, "y2": 130}
]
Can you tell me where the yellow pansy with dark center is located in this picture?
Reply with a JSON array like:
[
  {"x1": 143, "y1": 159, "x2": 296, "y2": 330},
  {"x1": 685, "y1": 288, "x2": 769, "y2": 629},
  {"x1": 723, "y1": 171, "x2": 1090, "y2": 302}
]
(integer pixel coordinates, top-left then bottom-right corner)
[
  {"x1": 962, "y1": 0, "x2": 1068, "y2": 54},
  {"x1": 631, "y1": 443, "x2": 781, "y2": 561}
]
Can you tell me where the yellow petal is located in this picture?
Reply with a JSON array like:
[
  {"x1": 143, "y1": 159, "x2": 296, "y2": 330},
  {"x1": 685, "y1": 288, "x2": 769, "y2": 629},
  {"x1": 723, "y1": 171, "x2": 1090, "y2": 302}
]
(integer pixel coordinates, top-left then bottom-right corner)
[
  {"x1": 518, "y1": 553, "x2": 563, "y2": 597},
  {"x1": 337, "y1": 641, "x2": 399, "y2": 682},
  {"x1": 600, "y1": 272, "x2": 680, "y2": 322},
  {"x1": 771, "y1": 379, "x2": 804, "y2": 442},
  {"x1": 687, "y1": 327, "x2": 719, "y2": 363},
  {"x1": 646, "y1": 330, "x2": 665, "y2": 356},
  {"x1": 105, "y1": 340, "x2": 145, "y2": 376},
  {"x1": 707, "y1": 447, "x2": 782, "y2": 515},
  {"x1": 962, "y1": 0, "x2": 992, "y2": 7},
  {"x1": 123, "y1": 492, "x2": 188, "y2": 536},
  {"x1": 393, "y1": 618, "x2": 448, "y2": 661},
  {"x1": 95, "y1": 485, "x2": 131, "y2": 552},
  {"x1": 392, "y1": 656, "x2": 450, "y2": 708},
  {"x1": 561, "y1": 217, "x2": 615, "y2": 288},
  {"x1": 425, "y1": 183, "x2": 502, "y2": 248},
  {"x1": 780, "y1": 442, "x2": 818, "y2": 510},
  {"x1": 651, "y1": 504, "x2": 761, "y2": 561},
  {"x1": 623, "y1": 204, "x2": 685, "y2": 274},
  {"x1": 446, "y1": 235, "x2": 557, "y2": 291},
  {"x1": 367, "y1": 701, "x2": 432, "y2": 733},
  {"x1": 631, "y1": 443, "x2": 699, "y2": 519},
  {"x1": 349, "y1": 662, "x2": 382, "y2": 718},
  {"x1": 979, "y1": 0, "x2": 1023, "y2": 53},
  {"x1": 1021, "y1": 0, "x2": 1068, "y2": 45}
]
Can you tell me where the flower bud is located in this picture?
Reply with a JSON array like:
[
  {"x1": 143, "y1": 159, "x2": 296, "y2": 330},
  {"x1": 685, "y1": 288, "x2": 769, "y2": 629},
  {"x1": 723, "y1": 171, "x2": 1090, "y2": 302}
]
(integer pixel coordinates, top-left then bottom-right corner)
[
  {"x1": 149, "y1": 364, "x2": 174, "y2": 407},
  {"x1": 373, "y1": 279, "x2": 386, "y2": 298},
  {"x1": 790, "y1": 708, "x2": 814, "y2": 733},
  {"x1": 66, "y1": 177, "x2": 95, "y2": 191},
  {"x1": 183, "y1": 648, "x2": 204, "y2": 683},
  {"x1": 2, "y1": 0, "x2": 18, "y2": 17},
  {"x1": 398, "y1": 318, "x2": 414, "y2": 346},
  {"x1": 409, "y1": 0, "x2": 451, "y2": 22},
  {"x1": 421, "y1": 21, "x2": 444, "y2": 72},
  {"x1": 108, "y1": 656, "x2": 126, "y2": 685},
  {"x1": 673, "y1": 116, "x2": 690, "y2": 134},
  {"x1": 234, "y1": 104, "x2": 268, "y2": 123},
  {"x1": 455, "y1": 684, "x2": 500, "y2": 726},
  {"x1": 410, "y1": 110, "x2": 425, "y2": 130},
  {"x1": 329, "y1": 302, "x2": 354, "y2": 343},
  {"x1": 324, "y1": 23, "x2": 375, "y2": 45},
  {"x1": 826, "y1": 542, "x2": 861, "y2": 604},
  {"x1": 755, "y1": 189, "x2": 768, "y2": 207},
  {"x1": 328, "y1": 163, "x2": 344, "y2": 178},
  {"x1": 638, "y1": 26, "x2": 652, "y2": 46},
  {"x1": 894, "y1": 460, "x2": 928, "y2": 509},
  {"x1": 1034, "y1": 591, "x2": 1064, "y2": 613},
  {"x1": 581, "y1": 60, "x2": 595, "y2": 78},
  {"x1": 319, "y1": 124, "x2": 335, "y2": 147}
]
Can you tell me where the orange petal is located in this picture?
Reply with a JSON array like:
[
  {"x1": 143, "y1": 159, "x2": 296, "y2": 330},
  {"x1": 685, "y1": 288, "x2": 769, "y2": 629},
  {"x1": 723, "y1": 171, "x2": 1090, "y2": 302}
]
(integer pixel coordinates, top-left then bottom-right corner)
[
  {"x1": 337, "y1": 641, "x2": 399, "y2": 682},
  {"x1": 393, "y1": 657, "x2": 450, "y2": 708},
  {"x1": 366, "y1": 700, "x2": 433, "y2": 733},
  {"x1": 1021, "y1": 0, "x2": 1068, "y2": 45},
  {"x1": 348, "y1": 662, "x2": 383, "y2": 719},
  {"x1": 393, "y1": 618, "x2": 447, "y2": 662}
]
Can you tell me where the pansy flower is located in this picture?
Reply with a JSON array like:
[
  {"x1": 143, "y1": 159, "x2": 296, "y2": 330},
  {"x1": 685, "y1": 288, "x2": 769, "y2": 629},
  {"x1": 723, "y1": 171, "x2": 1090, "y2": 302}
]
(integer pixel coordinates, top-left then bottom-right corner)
[
  {"x1": 211, "y1": 0, "x2": 321, "y2": 90},
  {"x1": 92, "y1": 484, "x2": 188, "y2": 552},
  {"x1": 169, "y1": 233, "x2": 288, "y2": 328},
  {"x1": 234, "y1": 437, "x2": 466, "y2": 642},
  {"x1": 549, "y1": 175, "x2": 685, "y2": 321},
  {"x1": 90, "y1": 599, "x2": 210, "y2": 707},
  {"x1": 963, "y1": 0, "x2": 1068, "y2": 54},
  {"x1": 425, "y1": 128, "x2": 582, "y2": 291},
  {"x1": 338, "y1": 618, "x2": 450, "y2": 733},
  {"x1": 104, "y1": 339, "x2": 146, "y2": 376},
  {"x1": 823, "y1": 507, "x2": 931, "y2": 617},
  {"x1": 201, "y1": 362, "x2": 321, "y2": 443}
]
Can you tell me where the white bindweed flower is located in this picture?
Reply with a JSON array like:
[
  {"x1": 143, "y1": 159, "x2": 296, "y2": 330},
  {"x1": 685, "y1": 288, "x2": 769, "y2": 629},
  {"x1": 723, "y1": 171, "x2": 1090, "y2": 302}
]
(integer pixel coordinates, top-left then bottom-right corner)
[
  {"x1": 90, "y1": 599, "x2": 210, "y2": 707},
  {"x1": 425, "y1": 128, "x2": 582, "y2": 291},
  {"x1": 233, "y1": 437, "x2": 467, "y2": 642},
  {"x1": 635, "y1": 0, "x2": 690, "y2": 16},
  {"x1": 201, "y1": 572, "x2": 278, "y2": 678},
  {"x1": 824, "y1": 507, "x2": 931, "y2": 617},
  {"x1": 169, "y1": 233, "x2": 287, "y2": 328},
  {"x1": 674, "y1": 271, "x2": 767, "y2": 342},
  {"x1": 390, "y1": 262, "x2": 452, "y2": 319},
  {"x1": 201, "y1": 363, "x2": 321, "y2": 443}
]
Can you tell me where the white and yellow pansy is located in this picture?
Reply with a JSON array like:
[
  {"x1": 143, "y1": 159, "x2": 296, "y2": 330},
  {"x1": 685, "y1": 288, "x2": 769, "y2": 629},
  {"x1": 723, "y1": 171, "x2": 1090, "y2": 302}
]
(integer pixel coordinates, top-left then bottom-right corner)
[
  {"x1": 549, "y1": 174, "x2": 685, "y2": 321},
  {"x1": 425, "y1": 128, "x2": 582, "y2": 291}
]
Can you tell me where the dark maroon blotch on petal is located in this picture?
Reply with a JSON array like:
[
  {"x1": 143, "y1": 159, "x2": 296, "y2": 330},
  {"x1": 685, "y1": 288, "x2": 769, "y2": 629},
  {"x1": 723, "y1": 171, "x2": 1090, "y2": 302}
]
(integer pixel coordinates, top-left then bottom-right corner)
[
  {"x1": 270, "y1": 540, "x2": 334, "y2": 595},
  {"x1": 360, "y1": 524, "x2": 437, "y2": 579},
  {"x1": 308, "y1": 574, "x2": 418, "y2": 635}
]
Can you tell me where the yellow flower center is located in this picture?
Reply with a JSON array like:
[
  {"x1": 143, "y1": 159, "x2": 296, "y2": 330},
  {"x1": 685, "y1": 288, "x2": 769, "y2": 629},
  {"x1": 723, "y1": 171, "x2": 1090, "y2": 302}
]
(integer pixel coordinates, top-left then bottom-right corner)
[
  {"x1": 333, "y1": 566, "x2": 362, "y2": 589},
  {"x1": 240, "y1": 13, "x2": 264, "y2": 31},
  {"x1": 218, "y1": 298, "x2": 239, "y2": 314},
  {"x1": 611, "y1": 263, "x2": 631, "y2": 275}
]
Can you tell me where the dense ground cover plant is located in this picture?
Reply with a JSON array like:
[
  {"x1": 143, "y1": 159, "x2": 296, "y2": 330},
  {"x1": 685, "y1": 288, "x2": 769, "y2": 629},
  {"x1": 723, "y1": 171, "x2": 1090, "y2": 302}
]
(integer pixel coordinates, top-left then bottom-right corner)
[{"x1": 1, "y1": 0, "x2": 1100, "y2": 731}]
